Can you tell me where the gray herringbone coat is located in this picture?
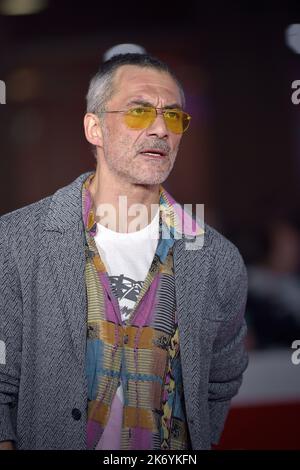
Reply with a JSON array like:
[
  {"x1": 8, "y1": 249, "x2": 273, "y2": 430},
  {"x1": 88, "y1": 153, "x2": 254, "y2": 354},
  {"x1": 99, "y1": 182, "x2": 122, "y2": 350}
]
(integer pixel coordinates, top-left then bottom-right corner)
[{"x1": 0, "y1": 172, "x2": 248, "y2": 450}]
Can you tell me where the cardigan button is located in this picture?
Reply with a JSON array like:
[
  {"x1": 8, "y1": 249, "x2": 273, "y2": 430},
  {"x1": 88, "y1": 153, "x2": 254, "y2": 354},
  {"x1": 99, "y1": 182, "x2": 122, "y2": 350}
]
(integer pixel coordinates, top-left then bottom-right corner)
[
  {"x1": 72, "y1": 408, "x2": 82, "y2": 421},
  {"x1": 124, "y1": 334, "x2": 129, "y2": 344}
]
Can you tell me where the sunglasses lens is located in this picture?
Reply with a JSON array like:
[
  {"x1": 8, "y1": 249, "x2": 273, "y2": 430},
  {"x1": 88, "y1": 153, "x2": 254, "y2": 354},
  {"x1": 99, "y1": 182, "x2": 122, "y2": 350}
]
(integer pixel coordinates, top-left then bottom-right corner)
[
  {"x1": 163, "y1": 110, "x2": 183, "y2": 134},
  {"x1": 164, "y1": 110, "x2": 191, "y2": 134},
  {"x1": 182, "y1": 113, "x2": 191, "y2": 133},
  {"x1": 123, "y1": 107, "x2": 191, "y2": 133},
  {"x1": 124, "y1": 107, "x2": 155, "y2": 129}
]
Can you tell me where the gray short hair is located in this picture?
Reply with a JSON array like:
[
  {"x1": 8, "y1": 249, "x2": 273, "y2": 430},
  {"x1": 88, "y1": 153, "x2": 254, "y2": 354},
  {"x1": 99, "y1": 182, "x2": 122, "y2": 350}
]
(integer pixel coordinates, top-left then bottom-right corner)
[{"x1": 86, "y1": 53, "x2": 186, "y2": 116}]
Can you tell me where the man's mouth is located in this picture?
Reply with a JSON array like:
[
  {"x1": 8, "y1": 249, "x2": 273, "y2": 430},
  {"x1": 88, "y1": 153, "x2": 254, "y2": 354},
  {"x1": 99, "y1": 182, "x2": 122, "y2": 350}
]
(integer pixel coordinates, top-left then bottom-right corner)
[{"x1": 139, "y1": 148, "x2": 167, "y2": 158}]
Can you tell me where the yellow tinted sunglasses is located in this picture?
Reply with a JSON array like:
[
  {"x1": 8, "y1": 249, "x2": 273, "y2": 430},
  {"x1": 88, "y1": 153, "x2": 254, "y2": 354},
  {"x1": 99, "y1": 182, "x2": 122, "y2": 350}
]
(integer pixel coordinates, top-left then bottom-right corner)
[{"x1": 102, "y1": 106, "x2": 191, "y2": 134}]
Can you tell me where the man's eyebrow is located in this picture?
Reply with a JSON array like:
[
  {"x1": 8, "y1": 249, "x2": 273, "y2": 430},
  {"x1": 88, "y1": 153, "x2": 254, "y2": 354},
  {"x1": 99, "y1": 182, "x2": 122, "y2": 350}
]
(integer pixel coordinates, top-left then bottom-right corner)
[{"x1": 126, "y1": 99, "x2": 182, "y2": 109}]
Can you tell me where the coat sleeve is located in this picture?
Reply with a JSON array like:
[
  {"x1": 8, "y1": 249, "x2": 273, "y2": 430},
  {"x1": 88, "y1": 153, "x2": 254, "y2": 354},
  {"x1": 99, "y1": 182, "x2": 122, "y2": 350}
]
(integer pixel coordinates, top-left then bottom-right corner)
[
  {"x1": 0, "y1": 223, "x2": 22, "y2": 443},
  {"x1": 208, "y1": 248, "x2": 249, "y2": 446}
]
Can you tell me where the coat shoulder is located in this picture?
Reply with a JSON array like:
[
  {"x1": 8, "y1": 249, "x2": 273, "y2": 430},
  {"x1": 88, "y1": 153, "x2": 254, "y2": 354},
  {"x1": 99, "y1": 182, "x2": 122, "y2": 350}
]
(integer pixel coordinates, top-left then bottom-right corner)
[
  {"x1": 202, "y1": 223, "x2": 248, "y2": 306},
  {"x1": 0, "y1": 171, "x2": 91, "y2": 244},
  {"x1": 203, "y1": 223, "x2": 245, "y2": 269},
  {"x1": 0, "y1": 196, "x2": 52, "y2": 244}
]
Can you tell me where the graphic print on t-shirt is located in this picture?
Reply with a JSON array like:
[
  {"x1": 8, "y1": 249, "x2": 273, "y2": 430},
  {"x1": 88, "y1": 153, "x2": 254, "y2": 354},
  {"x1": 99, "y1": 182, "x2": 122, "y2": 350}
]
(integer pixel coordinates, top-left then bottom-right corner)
[{"x1": 109, "y1": 274, "x2": 143, "y2": 322}]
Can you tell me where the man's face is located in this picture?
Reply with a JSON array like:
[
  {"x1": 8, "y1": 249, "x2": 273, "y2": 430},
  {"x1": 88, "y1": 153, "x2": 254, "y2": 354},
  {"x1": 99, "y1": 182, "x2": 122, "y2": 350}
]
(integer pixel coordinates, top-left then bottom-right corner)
[{"x1": 99, "y1": 65, "x2": 184, "y2": 186}]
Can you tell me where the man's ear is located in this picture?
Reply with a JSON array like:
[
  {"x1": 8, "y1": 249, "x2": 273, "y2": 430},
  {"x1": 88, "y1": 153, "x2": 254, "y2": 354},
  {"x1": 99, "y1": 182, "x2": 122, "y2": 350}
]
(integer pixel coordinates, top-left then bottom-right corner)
[{"x1": 83, "y1": 113, "x2": 103, "y2": 147}]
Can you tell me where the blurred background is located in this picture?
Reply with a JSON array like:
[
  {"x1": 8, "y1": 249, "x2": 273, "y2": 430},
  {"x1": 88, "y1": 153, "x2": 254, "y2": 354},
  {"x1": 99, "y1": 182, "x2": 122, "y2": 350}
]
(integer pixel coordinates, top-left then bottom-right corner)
[{"x1": 0, "y1": 0, "x2": 300, "y2": 450}]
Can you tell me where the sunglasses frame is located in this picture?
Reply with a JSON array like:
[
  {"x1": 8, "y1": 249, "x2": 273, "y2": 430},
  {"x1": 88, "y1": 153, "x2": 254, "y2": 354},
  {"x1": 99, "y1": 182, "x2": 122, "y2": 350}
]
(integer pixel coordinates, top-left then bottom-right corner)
[{"x1": 100, "y1": 106, "x2": 192, "y2": 134}]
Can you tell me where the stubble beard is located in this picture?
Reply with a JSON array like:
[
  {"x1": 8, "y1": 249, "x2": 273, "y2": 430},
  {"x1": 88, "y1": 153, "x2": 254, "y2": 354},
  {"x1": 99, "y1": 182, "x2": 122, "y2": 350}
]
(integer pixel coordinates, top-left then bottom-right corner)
[{"x1": 102, "y1": 126, "x2": 178, "y2": 186}]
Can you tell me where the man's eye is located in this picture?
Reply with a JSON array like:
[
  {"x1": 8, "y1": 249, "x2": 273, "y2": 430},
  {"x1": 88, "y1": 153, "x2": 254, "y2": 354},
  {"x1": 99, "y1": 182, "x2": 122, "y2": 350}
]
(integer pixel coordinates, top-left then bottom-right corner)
[
  {"x1": 165, "y1": 110, "x2": 181, "y2": 120},
  {"x1": 129, "y1": 107, "x2": 148, "y2": 116}
]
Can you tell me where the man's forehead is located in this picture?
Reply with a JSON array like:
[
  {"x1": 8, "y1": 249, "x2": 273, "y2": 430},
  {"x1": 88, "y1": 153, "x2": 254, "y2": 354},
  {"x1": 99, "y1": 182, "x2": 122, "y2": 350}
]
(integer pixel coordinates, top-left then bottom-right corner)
[{"x1": 113, "y1": 65, "x2": 181, "y2": 99}]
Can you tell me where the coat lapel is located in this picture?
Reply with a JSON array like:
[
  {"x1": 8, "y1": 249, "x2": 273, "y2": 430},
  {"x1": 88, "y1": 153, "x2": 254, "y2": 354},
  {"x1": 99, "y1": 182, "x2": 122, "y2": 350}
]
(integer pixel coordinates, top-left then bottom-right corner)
[
  {"x1": 42, "y1": 172, "x2": 93, "y2": 364},
  {"x1": 173, "y1": 234, "x2": 208, "y2": 422}
]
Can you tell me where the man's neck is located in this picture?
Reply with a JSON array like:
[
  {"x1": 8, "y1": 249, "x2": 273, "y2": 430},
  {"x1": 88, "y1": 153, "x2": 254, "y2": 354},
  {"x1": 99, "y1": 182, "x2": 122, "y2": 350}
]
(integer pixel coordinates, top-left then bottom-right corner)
[{"x1": 88, "y1": 167, "x2": 161, "y2": 233}]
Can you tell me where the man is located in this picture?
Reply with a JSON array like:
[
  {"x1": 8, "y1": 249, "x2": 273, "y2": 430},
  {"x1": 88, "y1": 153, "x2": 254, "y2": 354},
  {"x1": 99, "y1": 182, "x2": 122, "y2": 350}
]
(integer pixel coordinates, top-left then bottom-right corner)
[{"x1": 0, "y1": 48, "x2": 248, "y2": 450}]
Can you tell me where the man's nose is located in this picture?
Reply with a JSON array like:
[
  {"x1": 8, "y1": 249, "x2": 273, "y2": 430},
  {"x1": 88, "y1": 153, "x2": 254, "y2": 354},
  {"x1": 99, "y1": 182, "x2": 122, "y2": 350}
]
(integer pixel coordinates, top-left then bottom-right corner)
[{"x1": 146, "y1": 111, "x2": 169, "y2": 138}]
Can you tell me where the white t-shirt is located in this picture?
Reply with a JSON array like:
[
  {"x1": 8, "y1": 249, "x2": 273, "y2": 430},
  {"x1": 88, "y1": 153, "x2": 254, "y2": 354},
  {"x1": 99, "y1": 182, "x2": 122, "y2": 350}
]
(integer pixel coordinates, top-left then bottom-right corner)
[
  {"x1": 94, "y1": 208, "x2": 160, "y2": 323},
  {"x1": 93, "y1": 208, "x2": 160, "y2": 449}
]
